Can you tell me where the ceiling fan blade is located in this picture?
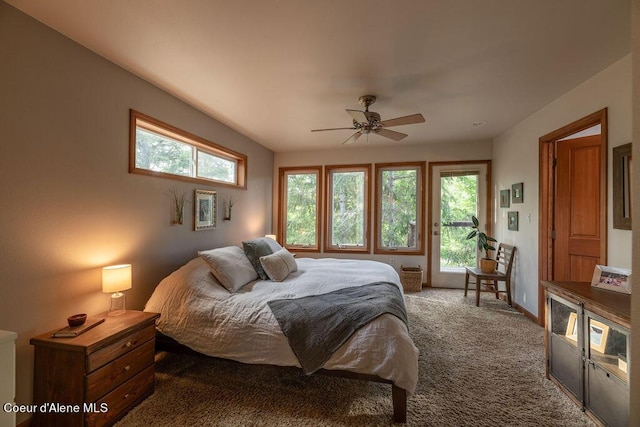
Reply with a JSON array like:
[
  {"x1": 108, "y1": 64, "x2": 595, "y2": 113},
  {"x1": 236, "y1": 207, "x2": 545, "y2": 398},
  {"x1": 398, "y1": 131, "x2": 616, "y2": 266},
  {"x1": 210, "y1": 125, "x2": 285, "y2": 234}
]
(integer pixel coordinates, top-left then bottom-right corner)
[
  {"x1": 342, "y1": 132, "x2": 362, "y2": 145},
  {"x1": 311, "y1": 127, "x2": 357, "y2": 132},
  {"x1": 346, "y1": 109, "x2": 368, "y2": 124},
  {"x1": 381, "y1": 113, "x2": 425, "y2": 127},
  {"x1": 376, "y1": 128, "x2": 408, "y2": 141}
]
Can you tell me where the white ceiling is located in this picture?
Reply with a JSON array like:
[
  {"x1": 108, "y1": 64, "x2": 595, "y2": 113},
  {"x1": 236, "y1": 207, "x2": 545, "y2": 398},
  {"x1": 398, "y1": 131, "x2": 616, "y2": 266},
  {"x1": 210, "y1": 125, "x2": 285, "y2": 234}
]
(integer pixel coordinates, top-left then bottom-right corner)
[{"x1": 6, "y1": 0, "x2": 631, "y2": 152}]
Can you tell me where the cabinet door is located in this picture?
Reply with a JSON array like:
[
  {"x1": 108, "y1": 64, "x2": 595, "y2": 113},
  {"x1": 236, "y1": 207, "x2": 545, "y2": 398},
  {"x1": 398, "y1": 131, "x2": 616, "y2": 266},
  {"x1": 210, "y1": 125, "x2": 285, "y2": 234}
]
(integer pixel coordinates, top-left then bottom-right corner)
[
  {"x1": 547, "y1": 295, "x2": 582, "y2": 402},
  {"x1": 584, "y1": 312, "x2": 629, "y2": 426}
]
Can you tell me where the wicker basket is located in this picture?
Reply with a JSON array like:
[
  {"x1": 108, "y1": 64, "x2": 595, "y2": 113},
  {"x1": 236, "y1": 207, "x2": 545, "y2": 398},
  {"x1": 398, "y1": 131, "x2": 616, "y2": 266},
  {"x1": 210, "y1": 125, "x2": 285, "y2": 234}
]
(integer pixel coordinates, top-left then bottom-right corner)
[{"x1": 400, "y1": 265, "x2": 423, "y2": 292}]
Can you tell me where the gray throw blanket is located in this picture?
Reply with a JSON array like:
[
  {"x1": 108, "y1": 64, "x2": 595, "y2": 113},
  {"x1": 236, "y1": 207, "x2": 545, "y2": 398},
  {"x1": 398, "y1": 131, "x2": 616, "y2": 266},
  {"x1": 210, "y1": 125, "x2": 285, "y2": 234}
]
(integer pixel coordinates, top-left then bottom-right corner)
[{"x1": 267, "y1": 281, "x2": 408, "y2": 374}]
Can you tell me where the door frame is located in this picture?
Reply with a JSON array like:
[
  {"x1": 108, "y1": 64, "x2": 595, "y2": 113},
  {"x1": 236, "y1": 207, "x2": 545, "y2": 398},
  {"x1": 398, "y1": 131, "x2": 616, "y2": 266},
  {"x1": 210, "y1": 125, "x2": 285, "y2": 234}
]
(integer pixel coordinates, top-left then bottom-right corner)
[
  {"x1": 427, "y1": 160, "x2": 492, "y2": 287},
  {"x1": 538, "y1": 108, "x2": 608, "y2": 325}
]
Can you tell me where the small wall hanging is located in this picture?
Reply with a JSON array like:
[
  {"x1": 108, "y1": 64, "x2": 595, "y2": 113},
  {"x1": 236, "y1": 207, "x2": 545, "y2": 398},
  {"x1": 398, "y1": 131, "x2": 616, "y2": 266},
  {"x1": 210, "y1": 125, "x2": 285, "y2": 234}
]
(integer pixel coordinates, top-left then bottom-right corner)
[
  {"x1": 195, "y1": 189, "x2": 217, "y2": 231},
  {"x1": 508, "y1": 211, "x2": 519, "y2": 231},
  {"x1": 500, "y1": 189, "x2": 510, "y2": 208},
  {"x1": 512, "y1": 182, "x2": 524, "y2": 203}
]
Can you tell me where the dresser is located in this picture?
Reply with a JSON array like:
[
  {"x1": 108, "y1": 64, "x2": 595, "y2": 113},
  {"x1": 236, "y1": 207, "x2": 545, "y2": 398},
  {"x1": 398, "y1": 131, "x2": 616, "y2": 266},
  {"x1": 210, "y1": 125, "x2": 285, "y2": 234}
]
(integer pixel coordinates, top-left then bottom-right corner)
[
  {"x1": 30, "y1": 311, "x2": 159, "y2": 426},
  {"x1": 541, "y1": 281, "x2": 630, "y2": 427},
  {"x1": 0, "y1": 330, "x2": 18, "y2": 427}
]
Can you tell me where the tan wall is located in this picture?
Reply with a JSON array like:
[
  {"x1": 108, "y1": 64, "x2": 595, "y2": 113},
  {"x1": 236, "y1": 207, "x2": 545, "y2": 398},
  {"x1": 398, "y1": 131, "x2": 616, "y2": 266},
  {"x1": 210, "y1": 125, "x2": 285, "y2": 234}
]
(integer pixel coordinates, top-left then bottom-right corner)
[{"x1": 0, "y1": 4, "x2": 273, "y2": 421}]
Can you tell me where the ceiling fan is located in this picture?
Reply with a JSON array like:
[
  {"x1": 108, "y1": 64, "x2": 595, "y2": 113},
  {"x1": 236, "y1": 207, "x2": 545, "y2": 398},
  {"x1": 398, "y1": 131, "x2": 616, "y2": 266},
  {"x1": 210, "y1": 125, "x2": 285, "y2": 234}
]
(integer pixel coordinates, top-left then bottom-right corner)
[{"x1": 311, "y1": 95, "x2": 425, "y2": 145}]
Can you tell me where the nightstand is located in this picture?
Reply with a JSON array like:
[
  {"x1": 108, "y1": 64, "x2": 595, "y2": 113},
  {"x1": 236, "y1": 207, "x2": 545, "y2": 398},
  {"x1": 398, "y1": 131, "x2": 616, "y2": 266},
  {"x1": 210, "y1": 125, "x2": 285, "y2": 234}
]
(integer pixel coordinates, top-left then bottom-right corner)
[{"x1": 30, "y1": 310, "x2": 160, "y2": 426}]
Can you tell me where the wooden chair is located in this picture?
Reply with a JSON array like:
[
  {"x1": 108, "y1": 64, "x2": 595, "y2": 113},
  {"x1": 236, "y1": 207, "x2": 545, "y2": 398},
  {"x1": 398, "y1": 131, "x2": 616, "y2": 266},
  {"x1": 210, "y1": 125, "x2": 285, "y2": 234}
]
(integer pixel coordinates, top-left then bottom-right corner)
[{"x1": 464, "y1": 243, "x2": 516, "y2": 307}]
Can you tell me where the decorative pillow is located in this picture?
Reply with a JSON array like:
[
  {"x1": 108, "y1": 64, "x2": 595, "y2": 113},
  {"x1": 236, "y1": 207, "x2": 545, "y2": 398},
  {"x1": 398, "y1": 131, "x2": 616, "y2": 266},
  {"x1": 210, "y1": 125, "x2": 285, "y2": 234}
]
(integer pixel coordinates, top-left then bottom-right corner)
[
  {"x1": 259, "y1": 248, "x2": 298, "y2": 282},
  {"x1": 198, "y1": 246, "x2": 258, "y2": 292},
  {"x1": 242, "y1": 238, "x2": 275, "y2": 280}
]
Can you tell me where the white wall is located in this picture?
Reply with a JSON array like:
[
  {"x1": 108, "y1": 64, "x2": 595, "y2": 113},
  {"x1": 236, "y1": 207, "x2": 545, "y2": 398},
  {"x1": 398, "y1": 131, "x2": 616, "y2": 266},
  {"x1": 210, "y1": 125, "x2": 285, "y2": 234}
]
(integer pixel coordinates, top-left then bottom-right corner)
[
  {"x1": 274, "y1": 140, "x2": 493, "y2": 274},
  {"x1": 0, "y1": 4, "x2": 273, "y2": 422},
  {"x1": 492, "y1": 55, "x2": 632, "y2": 316},
  {"x1": 630, "y1": 0, "x2": 639, "y2": 419}
]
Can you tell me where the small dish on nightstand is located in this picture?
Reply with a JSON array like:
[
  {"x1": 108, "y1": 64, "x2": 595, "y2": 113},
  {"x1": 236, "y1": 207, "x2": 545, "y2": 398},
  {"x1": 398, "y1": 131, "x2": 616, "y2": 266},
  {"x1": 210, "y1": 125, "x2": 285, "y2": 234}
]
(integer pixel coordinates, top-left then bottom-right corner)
[{"x1": 67, "y1": 313, "x2": 87, "y2": 327}]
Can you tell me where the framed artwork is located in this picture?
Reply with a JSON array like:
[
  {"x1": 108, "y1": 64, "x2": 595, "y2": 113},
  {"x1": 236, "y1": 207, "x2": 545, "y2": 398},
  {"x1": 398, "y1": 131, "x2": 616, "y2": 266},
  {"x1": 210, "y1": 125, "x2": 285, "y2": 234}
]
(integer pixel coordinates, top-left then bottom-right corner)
[
  {"x1": 512, "y1": 182, "x2": 524, "y2": 203},
  {"x1": 508, "y1": 211, "x2": 519, "y2": 231},
  {"x1": 565, "y1": 312, "x2": 578, "y2": 343},
  {"x1": 591, "y1": 265, "x2": 632, "y2": 294},
  {"x1": 589, "y1": 319, "x2": 609, "y2": 354},
  {"x1": 500, "y1": 189, "x2": 510, "y2": 208},
  {"x1": 612, "y1": 143, "x2": 632, "y2": 230},
  {"x1": 194, "y1": 189, "x2": 217, "y2": 231}
]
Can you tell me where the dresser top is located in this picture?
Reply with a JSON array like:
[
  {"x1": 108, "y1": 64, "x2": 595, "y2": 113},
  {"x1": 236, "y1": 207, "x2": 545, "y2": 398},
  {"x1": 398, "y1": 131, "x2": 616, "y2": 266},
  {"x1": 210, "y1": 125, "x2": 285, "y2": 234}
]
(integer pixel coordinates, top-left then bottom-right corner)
[
  {"x1": 0, "y1": 330, "x2": 17, "y2": 344},
  {"x1": 30, "y1": 310, "x2": 159, "y2": 353},
  {"x1": 541, "y1": 280, "x2": 630, "y2": 325}
]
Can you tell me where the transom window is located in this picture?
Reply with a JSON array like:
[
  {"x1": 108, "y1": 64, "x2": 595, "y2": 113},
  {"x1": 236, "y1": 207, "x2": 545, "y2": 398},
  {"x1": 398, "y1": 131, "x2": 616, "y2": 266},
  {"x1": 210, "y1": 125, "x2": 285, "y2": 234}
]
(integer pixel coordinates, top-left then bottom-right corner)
[
  {"x1": 324, "y1": 164, "x2": 371, "y2": 253},
  {"x1": 130, "y1": 110, "x2": 246, "y2": 188}
]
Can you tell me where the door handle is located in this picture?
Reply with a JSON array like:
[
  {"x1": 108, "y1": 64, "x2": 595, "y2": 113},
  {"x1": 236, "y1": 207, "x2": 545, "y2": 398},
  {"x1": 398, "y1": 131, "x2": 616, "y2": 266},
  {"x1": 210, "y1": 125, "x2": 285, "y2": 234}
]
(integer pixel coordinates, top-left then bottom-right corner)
[{"x1": 433, "y1": 231, "x2": 439, "y2": 236}]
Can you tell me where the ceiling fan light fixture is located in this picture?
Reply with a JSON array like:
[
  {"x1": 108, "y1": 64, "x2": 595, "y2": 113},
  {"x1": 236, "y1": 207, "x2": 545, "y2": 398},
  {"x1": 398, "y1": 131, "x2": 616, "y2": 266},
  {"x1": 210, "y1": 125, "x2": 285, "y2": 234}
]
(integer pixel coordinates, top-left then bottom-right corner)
[{"x1": 311, "y1": 95, "x2": 425, "y2": 145}]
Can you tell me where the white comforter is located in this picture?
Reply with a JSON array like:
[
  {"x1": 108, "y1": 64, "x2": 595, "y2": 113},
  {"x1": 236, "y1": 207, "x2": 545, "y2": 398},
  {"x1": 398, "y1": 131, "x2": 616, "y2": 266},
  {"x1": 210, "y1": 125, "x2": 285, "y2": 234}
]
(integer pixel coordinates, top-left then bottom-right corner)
[{"x1": 144, "y1": 257, "x2": 419, "y2": 393}]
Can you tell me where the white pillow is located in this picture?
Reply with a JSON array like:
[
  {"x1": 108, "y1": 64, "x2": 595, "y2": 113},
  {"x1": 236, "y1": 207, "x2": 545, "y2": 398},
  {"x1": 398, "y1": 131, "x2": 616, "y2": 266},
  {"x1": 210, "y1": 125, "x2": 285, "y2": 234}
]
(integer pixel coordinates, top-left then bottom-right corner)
[
  {"x1": 259, "y1": 248, "x2": 298, "y2": 282},
  {"x1": 198, "y1": 246, "x2": 258, "y2": 292}
]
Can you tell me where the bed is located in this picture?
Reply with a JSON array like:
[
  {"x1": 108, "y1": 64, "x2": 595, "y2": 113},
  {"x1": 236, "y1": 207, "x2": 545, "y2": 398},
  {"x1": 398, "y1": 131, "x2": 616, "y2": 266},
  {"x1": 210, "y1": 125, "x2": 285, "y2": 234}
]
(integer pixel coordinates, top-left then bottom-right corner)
[{"x1": 144, "y1": 244, "x2": 419, "y2": 422}]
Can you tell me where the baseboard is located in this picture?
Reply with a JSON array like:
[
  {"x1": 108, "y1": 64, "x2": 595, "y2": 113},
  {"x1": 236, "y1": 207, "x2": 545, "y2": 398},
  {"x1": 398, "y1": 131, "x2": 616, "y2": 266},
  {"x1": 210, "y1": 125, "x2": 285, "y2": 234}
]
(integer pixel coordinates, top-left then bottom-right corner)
[{"x1": 512, "y1": 301, "x2": 538, "y2": 324}]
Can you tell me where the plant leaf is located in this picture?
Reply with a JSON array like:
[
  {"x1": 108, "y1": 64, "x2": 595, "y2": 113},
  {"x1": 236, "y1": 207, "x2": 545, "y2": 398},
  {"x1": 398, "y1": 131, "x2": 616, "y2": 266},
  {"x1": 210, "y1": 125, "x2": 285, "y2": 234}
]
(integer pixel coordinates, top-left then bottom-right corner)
[
  {"x1": 465, "y1": 230, "x2": 477, "y2": 240},
  {"x1": 487, "y1": 237, "x2": 498, "y2": 243},
  {"x1": 472, "y1": 216, "x2": 479, "y2": 227}
]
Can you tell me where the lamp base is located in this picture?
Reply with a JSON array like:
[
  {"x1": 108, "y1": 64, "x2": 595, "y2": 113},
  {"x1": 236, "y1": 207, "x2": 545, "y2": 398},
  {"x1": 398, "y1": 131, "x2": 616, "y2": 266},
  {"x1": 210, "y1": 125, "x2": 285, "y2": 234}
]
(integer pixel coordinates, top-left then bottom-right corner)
[{"x1": 108, "y1": 291, "x2": 126, "y2": 316}]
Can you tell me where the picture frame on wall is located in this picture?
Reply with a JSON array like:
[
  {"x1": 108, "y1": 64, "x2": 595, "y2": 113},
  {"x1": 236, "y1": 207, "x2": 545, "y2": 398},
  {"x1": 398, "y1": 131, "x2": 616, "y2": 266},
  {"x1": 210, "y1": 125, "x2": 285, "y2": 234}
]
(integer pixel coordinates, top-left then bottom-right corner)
[
  {"x1": 195, "y1": 189, "x2": 217, "y2": 231},
  {"x1": 591, "y1": 265, "x2": 632, "y2": 294},
  {"x1": 508, "y1": 211, "x2": 519, "y2": 231},
  {"x1": 512, "y1": 182, "x2": 524, "y2": 203},
  {"x1": 500, "y1": 189, "x2": 510, "y2": 208}
]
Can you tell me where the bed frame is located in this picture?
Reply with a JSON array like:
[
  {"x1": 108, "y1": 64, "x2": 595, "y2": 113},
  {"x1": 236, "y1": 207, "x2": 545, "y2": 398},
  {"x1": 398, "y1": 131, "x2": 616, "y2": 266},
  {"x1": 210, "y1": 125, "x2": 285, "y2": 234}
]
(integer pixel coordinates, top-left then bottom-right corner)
[{"x1": 155, "y1": 332, "x2": 407, "y2": 423}]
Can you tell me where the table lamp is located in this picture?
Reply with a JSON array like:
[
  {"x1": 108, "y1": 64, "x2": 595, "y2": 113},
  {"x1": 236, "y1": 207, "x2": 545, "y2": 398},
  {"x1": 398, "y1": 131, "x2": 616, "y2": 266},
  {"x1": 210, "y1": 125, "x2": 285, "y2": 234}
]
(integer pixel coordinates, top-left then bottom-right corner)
[
  {"x1": 265, "y1": 234, "x2": 277, "y2": 241},
  {"x1": 102, "y1": 264, "x2": 132, "y2": 316}
]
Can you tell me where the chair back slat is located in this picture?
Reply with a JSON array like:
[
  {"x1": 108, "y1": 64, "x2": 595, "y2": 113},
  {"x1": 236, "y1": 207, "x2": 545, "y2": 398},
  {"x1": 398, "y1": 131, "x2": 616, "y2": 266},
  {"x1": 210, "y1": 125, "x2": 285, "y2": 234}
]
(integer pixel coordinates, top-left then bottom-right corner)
[{"x1": 495, "y1": 243, "x2": 516, "y2": 275}]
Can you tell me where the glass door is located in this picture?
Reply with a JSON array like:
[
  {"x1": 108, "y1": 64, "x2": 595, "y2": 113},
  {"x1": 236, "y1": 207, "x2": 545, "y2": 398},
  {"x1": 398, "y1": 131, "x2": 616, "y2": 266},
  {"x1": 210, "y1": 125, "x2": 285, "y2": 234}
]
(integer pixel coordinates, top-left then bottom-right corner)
[{"x1": 430, "y1": 163, "x2": 488, "y2": 287}]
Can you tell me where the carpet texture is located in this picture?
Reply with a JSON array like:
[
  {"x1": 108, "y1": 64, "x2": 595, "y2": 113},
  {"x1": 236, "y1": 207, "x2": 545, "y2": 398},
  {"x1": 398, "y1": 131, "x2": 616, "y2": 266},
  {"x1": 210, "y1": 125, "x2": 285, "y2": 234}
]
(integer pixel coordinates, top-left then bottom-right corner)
[{"x1": 116, "y1": 289, "x2": 595, "y2": 426}]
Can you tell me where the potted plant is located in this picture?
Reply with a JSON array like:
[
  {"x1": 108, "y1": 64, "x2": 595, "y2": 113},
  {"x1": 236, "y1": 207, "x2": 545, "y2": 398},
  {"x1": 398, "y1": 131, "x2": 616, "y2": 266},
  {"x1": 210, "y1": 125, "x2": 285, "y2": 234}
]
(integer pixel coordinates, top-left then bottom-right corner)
[{"x1": 466, "y1": 215, "x2": 498, "y2": 273}]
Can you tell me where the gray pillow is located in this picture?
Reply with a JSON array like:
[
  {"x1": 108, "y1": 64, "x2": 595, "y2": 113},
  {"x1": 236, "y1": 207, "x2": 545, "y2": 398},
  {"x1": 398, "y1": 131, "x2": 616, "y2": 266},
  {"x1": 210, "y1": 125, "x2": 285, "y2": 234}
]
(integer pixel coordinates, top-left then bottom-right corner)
[
  {"x1": 242, "y1": 237, "x2": 282, "y2": 279},
  {"x1": 198, "y1": 246, "x2": 258, "y2": 292},
  {"x1": 259, "y1": 248, "x2": 298, "y2": 282}
]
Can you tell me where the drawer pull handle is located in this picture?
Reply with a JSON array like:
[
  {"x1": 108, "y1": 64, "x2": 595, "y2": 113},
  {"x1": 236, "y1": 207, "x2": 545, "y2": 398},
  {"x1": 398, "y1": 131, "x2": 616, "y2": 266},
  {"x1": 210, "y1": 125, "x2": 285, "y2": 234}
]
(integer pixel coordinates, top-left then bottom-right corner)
[
  {"x1": 124, "y1": 365, "x2": 131, "y2": 371},
  {"x1": 124, "y1": 393, "x2": 130, "y2": 399},
  {"x1": 125, "y1": 341, "x2": 132, "y2": 348}
]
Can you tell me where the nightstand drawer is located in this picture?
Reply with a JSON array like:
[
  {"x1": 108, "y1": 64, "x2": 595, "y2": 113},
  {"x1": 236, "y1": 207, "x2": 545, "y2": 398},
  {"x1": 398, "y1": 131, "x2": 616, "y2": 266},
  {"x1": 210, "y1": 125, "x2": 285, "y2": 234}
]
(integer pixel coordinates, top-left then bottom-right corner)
[
  {"x1": 88, "y1": 324, "x2": 155, "y2": 372},
  {"x1": 85, "y1": 339, "x2": 155, "y2": 402},
  {"x1": 86, "y1": 364, "x2": 155, "y2": 427}
]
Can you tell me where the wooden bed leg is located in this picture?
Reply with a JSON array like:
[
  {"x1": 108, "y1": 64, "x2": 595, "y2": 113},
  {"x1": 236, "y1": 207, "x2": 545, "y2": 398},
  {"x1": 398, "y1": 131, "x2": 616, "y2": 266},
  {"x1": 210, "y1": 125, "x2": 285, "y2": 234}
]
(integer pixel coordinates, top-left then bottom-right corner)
[{"x1": 392, "y1": 384, "x2": 407, "y2": 423}]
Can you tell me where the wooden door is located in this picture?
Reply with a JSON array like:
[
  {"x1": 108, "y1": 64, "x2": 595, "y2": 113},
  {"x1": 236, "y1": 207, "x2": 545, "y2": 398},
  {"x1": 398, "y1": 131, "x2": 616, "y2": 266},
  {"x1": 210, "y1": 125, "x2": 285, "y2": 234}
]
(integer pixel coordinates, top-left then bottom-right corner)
[{"x1": 553, "y1": 135, "x2": 602, "y2": 281}]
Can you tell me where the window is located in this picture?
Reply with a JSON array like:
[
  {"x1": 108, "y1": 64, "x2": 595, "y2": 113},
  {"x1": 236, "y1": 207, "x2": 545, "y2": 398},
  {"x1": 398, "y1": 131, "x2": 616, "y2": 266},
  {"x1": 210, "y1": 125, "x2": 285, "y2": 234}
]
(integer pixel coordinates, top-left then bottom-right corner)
[
  {"x1": 324, "y1": 164, "x2": 371, "y2": 253},
  {"x1": 374, "y1": 162, "x2": 425, "y2": 254},
  {"x1": 129, "y1": 110, "x2": 247, "y2": 188},
  {"x1": 279, "y1": 167, "x2": 322, "y2": 251}
]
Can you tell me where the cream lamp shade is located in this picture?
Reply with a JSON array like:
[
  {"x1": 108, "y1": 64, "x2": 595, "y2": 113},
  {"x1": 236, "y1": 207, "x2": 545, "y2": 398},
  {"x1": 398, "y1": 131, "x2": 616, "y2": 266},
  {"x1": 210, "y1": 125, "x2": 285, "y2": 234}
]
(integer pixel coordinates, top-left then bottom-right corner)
[
  {"x1": 102, "y1": 264, "x2": 132, "y2": 316},
  {"x1": 102, "y1": 264, "x2": 132, "y2": 293},
  {"x1": 265, "y1": 234, "x2": 277, "y2": 241}
]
